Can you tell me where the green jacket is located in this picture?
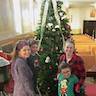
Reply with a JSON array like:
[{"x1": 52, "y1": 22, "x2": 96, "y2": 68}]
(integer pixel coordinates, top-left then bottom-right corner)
[{"x1": 58, "y1": 73, "x2": 79, "y2": 96}]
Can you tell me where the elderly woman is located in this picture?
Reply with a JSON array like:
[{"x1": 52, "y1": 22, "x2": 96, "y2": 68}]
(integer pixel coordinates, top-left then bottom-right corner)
[
  {"x1": 11, "y1": 40, "x2": 35, "y2": 96},
  {"x1": 59, "y1": 39, "x2": 86, "y2": 96}
]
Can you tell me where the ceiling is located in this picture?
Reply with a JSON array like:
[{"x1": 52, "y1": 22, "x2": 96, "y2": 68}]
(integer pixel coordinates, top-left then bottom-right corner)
[{"x1": 69, "y1": 0, "x2": 96, "y2": 8}]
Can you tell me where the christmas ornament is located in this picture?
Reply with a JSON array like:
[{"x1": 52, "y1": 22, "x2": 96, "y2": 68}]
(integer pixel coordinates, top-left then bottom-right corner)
[
  {"x1": 55, "y1": 25, "x2": 59, "y2": 28},
  {"x1": 47, "y1": 23, "x2": 53, "y2": 27},
  {"x1": 49, "y1": 65, "x2": 53, "y2": 70},
  {"x1": 55, "y1": 63, "x2": 58, "y2": 66},
  {"x1": 59, "y1": 12, "x2": 64, "y2": 17},
  {"x1": 45, "y1": 56, "x2": 51, "y2": 63},
  {"x1": 34, "y1": 59, "x2": 39, "y2": 67},
  {"x1": 52, "y1": 29, "x2": 56, "y2": 32},
  {"x1": 48, "y1": 87, "x2": 50, "y2": 90},
  {"x1": 61, "y1": 16, "x2": 66, "y2": 20}
]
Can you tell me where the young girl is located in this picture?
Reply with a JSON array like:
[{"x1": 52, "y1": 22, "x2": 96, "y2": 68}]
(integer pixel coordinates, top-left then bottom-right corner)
[
  {"x1": 28, "y1": 40, "x2": 40, "y2": 68},
  {"x1": 27, "y1": 40, "x2": 40, "y2": 93},
  {"x1": 57, "y1": 62, "x2": 79, "y2": 96},
  {"x1": 11, "y1": 40, "x2": 35, "y2": 96}
]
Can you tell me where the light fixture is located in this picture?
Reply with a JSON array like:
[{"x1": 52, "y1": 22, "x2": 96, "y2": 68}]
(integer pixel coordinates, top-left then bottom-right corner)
[
  {"x1": 90, "y1": 2, "x2": 96, "y2": 17},
  {"x1": 90, "y1": 9, "x2": 96, "y2": 17}
]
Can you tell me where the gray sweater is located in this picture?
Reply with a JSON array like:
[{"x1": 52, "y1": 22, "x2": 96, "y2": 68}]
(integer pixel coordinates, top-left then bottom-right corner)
[{"x1": 11, "y1": 57, "x2": 35, "y2": 96}]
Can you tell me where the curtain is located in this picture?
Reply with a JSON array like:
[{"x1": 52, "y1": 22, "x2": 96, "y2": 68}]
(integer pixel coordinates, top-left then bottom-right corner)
[
  {"x1": 0, "y1": 0, "x2": 15, "y2": 40},
  {"x1": 13, "y1": 0, "x2": 41, "y2": 33},
  {"x1": 0, "y1": 0, "x2": 41, "y2": 40}
]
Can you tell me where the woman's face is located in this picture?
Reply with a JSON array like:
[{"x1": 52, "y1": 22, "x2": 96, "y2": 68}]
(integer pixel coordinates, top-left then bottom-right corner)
[
  {"x1": 18, "y1": 45, "x2": 31, "y2": 59},
  {"x1": 61, "y1": 68, "x2": 71, "y2": 78},
  {"x1": 64, "y1": 42, "x2": 74, "y2": 56}
]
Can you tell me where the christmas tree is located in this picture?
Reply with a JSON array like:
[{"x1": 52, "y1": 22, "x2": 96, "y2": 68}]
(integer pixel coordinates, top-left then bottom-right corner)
[{"x1": 36, "y1": 0, "x2": 71, "y2": 95}]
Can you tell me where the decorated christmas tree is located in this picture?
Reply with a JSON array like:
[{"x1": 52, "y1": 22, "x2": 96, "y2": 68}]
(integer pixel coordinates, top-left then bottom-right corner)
[{"x1": 36, "y1": 0, "x2": 71, "y2": 95}]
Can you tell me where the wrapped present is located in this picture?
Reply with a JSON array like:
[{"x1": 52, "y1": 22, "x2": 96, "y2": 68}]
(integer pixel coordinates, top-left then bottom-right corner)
[
  {"x1": 0, "y1": 51, "x2": 13, "y2": 93},
  {"x1": 0, "y1": 51, "x2": 11, "y2": 62},
  {"x1": 0, "y1": 51, "x2": 11, "y2": 83}
]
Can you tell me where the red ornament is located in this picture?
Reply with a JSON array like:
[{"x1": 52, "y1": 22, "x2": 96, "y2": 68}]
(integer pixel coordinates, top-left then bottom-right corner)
[
  {"x1": 34, "y1": 59, "x2": 39, "y2": 65},
  {"x1": 49, "y1": 65, "x2": 53, "y2": 70}
]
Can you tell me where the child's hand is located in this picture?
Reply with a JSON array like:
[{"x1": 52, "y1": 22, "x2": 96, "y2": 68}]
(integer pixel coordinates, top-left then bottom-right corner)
[{"x1": 75, "y1": 84, "x2": 80, "y2": 93}]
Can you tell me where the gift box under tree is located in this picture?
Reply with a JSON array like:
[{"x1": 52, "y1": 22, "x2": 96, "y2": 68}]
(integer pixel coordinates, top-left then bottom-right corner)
[{"x1": 0, "y1": 51, "x2": 11, "y2": 83}]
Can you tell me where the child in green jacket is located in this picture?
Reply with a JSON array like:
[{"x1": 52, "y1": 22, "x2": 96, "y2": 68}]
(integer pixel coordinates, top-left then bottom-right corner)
[{"x1": 57, "y1": 62, "x2": 79, "y2": 96}]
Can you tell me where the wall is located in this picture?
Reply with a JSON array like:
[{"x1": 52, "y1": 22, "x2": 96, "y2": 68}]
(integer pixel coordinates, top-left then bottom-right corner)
[
  {"x1": 68, "y1": 8, "x2": 81, "y2": 34},
  {"x1": 68, "y1": 6, "x2": 96, "y2": 34}
]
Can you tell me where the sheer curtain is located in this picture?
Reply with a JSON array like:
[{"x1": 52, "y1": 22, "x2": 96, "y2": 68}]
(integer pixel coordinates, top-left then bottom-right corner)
[
  {"x1": 12, "y1": 0, "x2": 41, "y2": 34},
  {"x1": 0, "y1": 0, "x2": 41, "y2": 40},
  {"x1": 0, "y1": 0, "x2": 15, "y2": 40}
]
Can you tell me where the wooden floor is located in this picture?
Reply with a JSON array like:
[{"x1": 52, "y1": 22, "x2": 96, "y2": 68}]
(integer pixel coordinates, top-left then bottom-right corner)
[{"x1": 72, "y1": 34, "x2": 96, "y2": 72}]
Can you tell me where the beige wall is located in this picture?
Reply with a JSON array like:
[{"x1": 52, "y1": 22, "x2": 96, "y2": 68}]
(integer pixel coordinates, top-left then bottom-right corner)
[{"x1": 68, "y1": 6, "x2": 96, "y2": 34}]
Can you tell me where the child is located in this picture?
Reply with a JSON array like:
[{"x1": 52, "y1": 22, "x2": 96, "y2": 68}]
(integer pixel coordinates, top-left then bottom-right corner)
[
  {"x1": 57, "y1": 62, "x2": 79, "y2": 96},
  {"x1": 27, "y1": 40, "x2": 40, "y2": 93},
  {"x1": 11, "y1": 40, "x2": 35, "y2": 96}
]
